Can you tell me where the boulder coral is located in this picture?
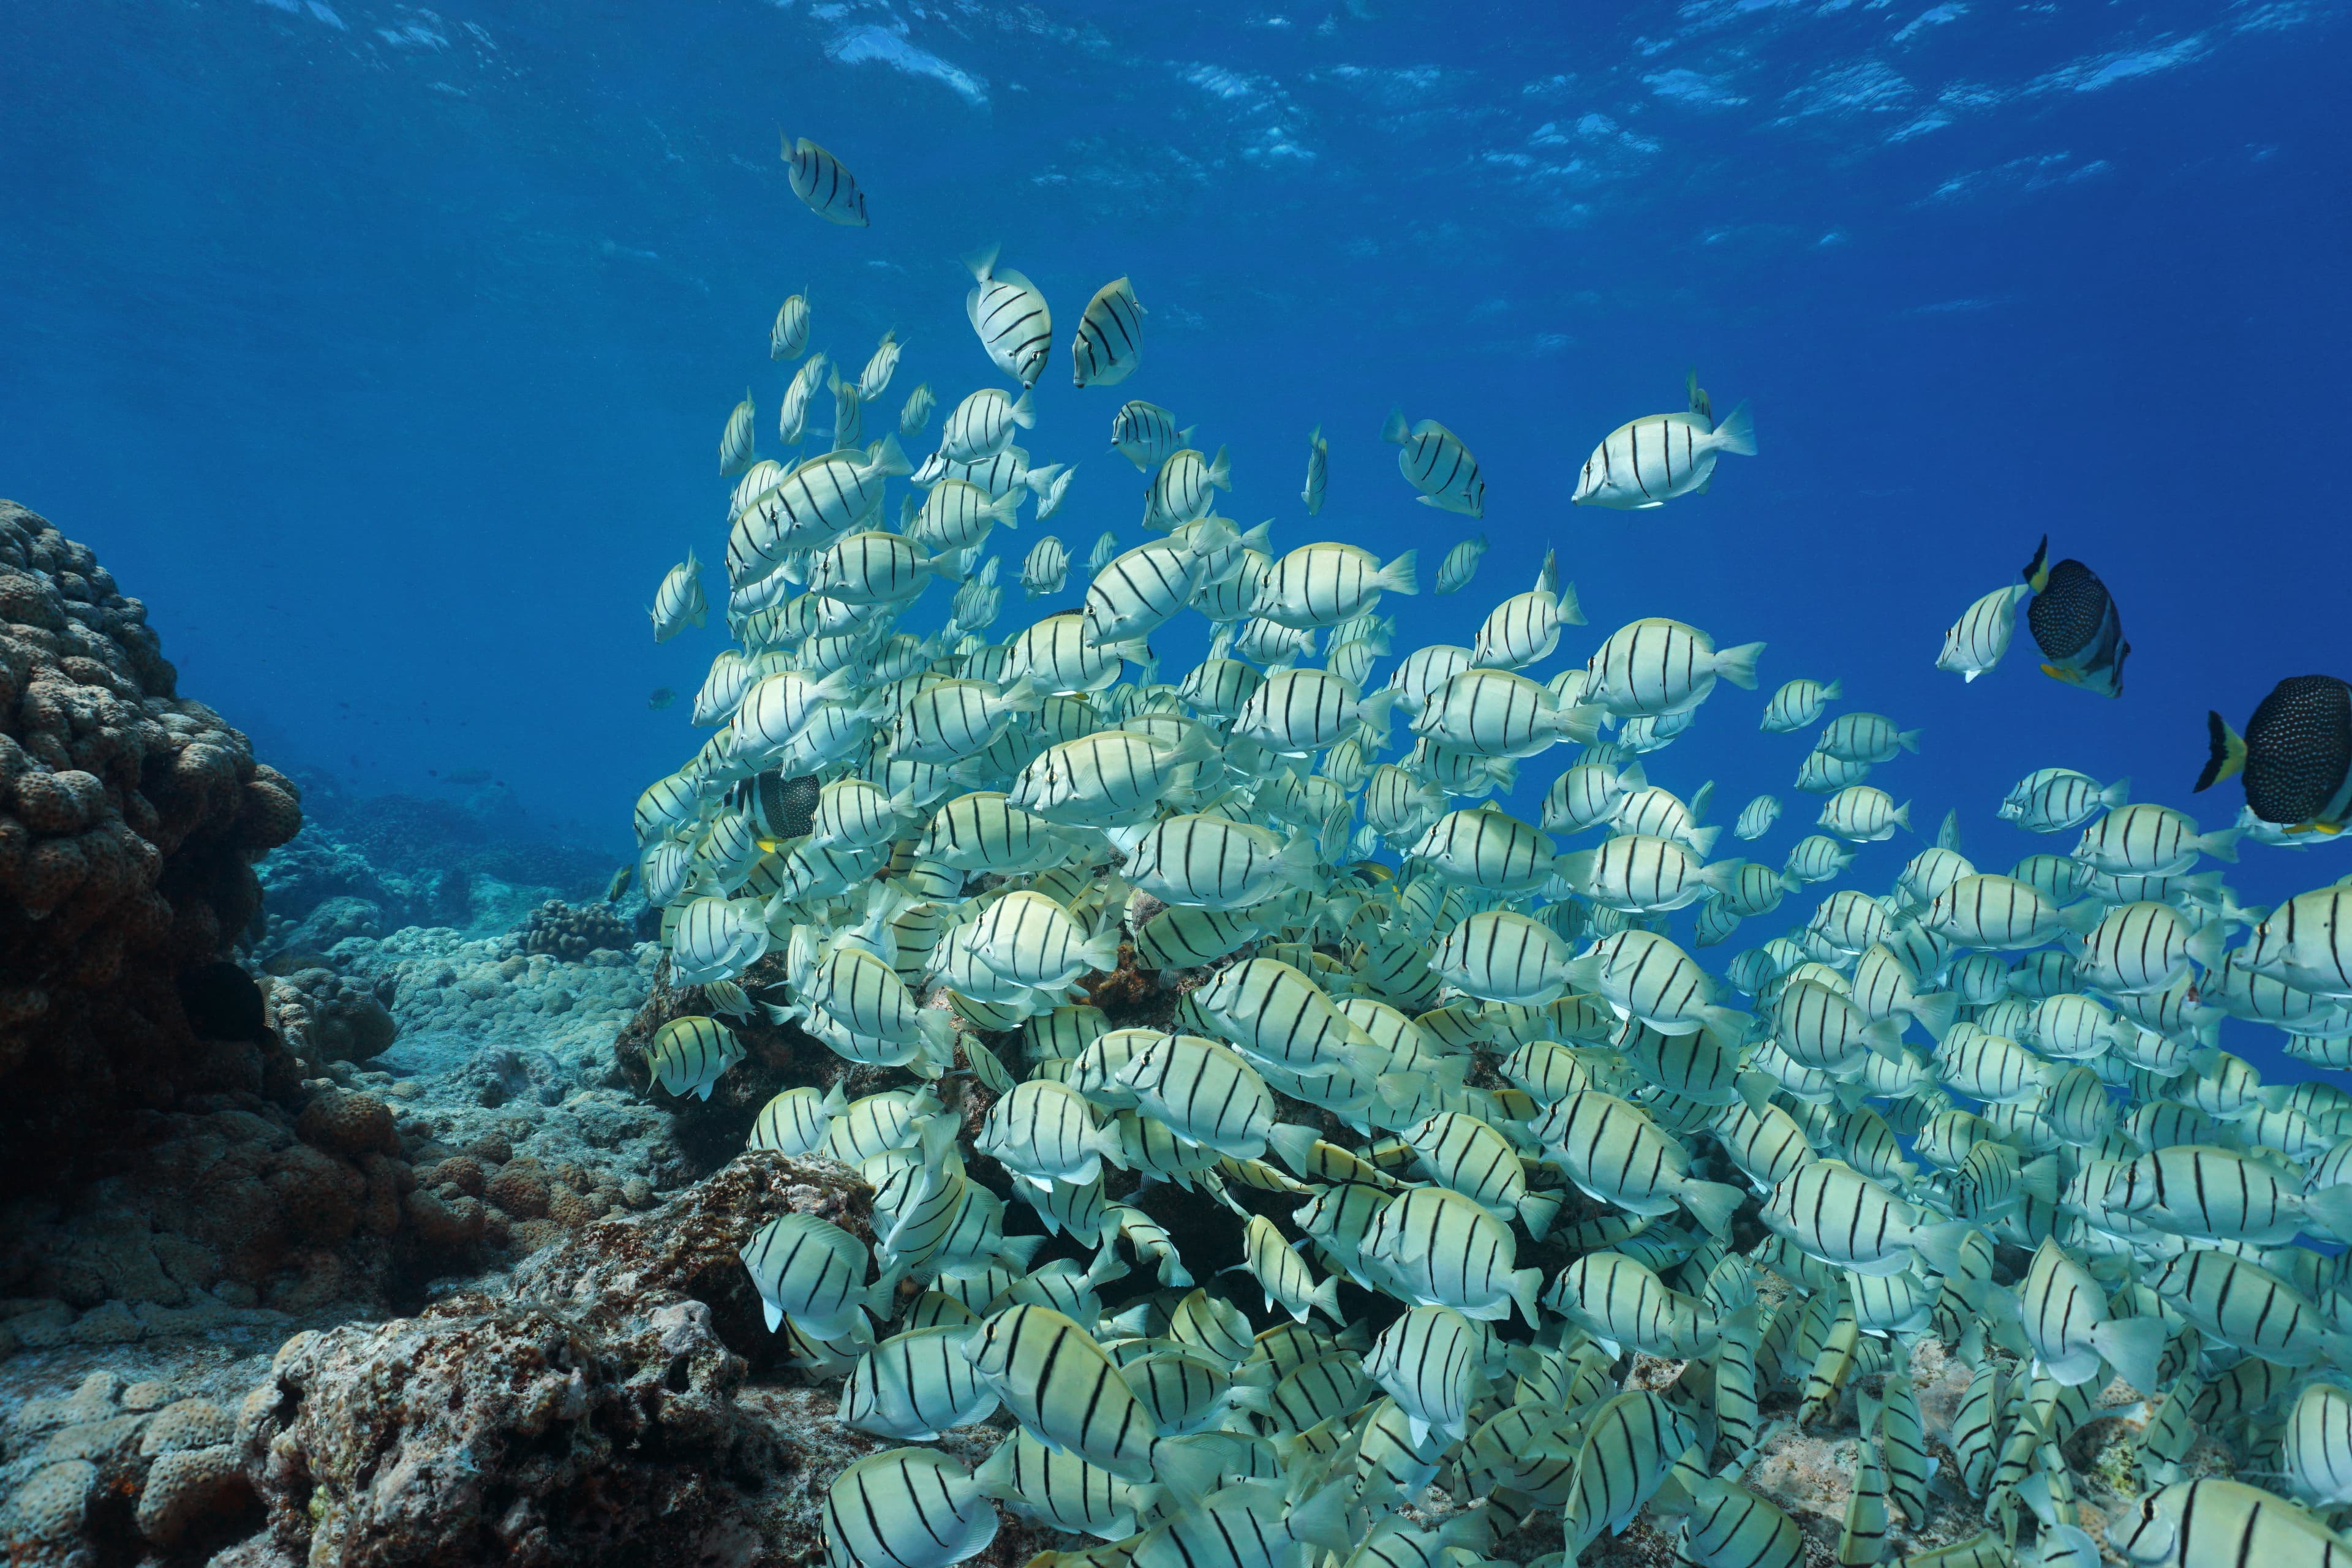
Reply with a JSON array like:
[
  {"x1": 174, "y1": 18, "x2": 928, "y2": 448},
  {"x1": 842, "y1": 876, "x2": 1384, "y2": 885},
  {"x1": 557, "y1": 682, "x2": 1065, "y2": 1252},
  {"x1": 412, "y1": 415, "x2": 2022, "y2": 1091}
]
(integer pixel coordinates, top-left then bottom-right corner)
[
  {"x1": 516, "y1": 896, "x2": 634, "y2": 961},
  {"x1": 0, "y1": 500, "x2": 305, "y2": 1186},
  {"x1": 1, "y1": 1370, "x2": 262, "y2": 1561}
]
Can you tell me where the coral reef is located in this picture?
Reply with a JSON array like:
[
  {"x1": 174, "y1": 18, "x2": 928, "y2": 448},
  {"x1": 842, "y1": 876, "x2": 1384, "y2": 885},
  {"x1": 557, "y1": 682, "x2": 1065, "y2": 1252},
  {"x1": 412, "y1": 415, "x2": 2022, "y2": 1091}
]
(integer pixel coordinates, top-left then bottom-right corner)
[
  {"x1": 255, "y1": 775, "x2": 622, "y2": 943},
  {"x1": 1, "y1": 1368, "x2": 267, "y2": 1562},
  {"x1": 357, "y1": 924, "x2": 654, "y2": 1065},
  {"x1": 270, "y1": 963, "x2": 399, "y2": 1065},
  {"x1": 516, "y1": 895, "x2": 635, "y2": 961},
  {"x1": 0, "y1": 501, "x2": 306, "y2": 1188}
]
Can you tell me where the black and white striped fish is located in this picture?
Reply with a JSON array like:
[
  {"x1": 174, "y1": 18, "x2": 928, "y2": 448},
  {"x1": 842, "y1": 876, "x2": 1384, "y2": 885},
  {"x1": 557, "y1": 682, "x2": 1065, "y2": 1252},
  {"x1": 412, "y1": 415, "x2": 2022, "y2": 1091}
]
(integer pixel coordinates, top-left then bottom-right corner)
[
  {"x1": 1585, "y1": 617, "x2": 1766, "y2": 717},
  {"x1": 1562, "y1": 1390, "x2": 1700, "y2": 1553},
  {"x1": 1572, "y1": 383, "x2": 1755, "y2": 511},
  {"x1": 782, "y1": 135, "x2": 869, "y2": 227},
  {"x1": 971, "y1": 1425, "x2": 1153, "y2": 1539},
  {"x1": 1109, "y1": 401, "x2": 1189, "y2": 472},
  {"x1": 839, "y1": 1325, "x2": 1000, "y2": 1441},
  {"x1": 1937, "y1": 583, "x2": 2029, "y2": 682},
  {"x1": 899, "y1": 381, "x2": 935, "y2": 437},
  {"x1": 2109, "y1": 1479, "x2": 2351, "y2": 1568},
  {"x1": 644, "y1": 1014, "x2": 744, "y2": 1100},
  {"x1": 822, "y1": 1448, "x2": 996, "y2": 1568},
  {"x1": 719, "y1": 388, "x2": 756, "y2": 476},
  {"x1": 777, "y1": 353, "x2": 828, "y2": 445},
  {"x1": 964, "y1": 244, "x2": 1052, "y2": 388},
  {"x1": 1434, "y1": 535, "x2": 1487, "y2": 595},
  {"x1": 770, "y1": 292, "x2": 810, "y2": 361},
  {"x1": 1301, "y1": 425, "x2": 1327, "y2": 515},
  {"x1": 1071, "y1": 276, "x2": 1143, "y2": 387},
  {"x1": 963, "y1": 1304, "x2": 1161, "y2": 1480},
  {"x1": 1380, "y1": 407, "x2": 1485, "y2": 517}
]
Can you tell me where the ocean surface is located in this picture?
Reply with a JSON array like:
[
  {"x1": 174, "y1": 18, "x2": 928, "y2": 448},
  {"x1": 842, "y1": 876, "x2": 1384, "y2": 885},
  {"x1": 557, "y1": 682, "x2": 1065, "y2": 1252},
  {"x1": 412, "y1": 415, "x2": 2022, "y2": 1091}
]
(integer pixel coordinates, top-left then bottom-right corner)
[{"x1": 4, "y1": 2, "x2": 2346, "y2": 1008}]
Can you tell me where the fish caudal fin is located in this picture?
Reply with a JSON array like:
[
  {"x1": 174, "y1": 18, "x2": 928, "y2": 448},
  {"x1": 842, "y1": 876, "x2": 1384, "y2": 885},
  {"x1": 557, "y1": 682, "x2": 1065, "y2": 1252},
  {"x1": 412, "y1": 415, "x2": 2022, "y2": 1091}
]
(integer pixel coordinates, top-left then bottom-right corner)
[
  {"x1": 2299, "y1": 1181, "x2": 2352, "y2": 1242},
  {"x1": 2088, "y1": 1317, "x2": 2169, "y2": 1397},
  {"x1": 1207, "y1": 445, "x2": 1232, "y2": 492},
  {"x1": 1711, "y1": 399, "x2": 1757, "y2": 456},
  {"x1": 1078, "y1": 929, "x2": 1126, "y2": 976},
  {"x1": 1558, "y1": 578, "x2": 1586, "y2": 627},
  {"x1": 1381, "y1": 407, "x2": 1409, "y2": 445},
  {"x1": 1265, "y1": 1122, "x2": 1321, "y2": 1177},
  {"x1": 2195, "y1": 714, "x2": 2245, "y2": 793},
  {"x1": 865, "y1": 431, "x2": 913, "y2": 478},
  {"x1": 1711, "y1": 641, "x2": 1766, "y2": 691},
  {"x1": 1379, "y1": 550, "x2": 1419, "y2": 595},
  {"x1": 1910, "y1": 990, "x2": 1960, "y2": 1042},
  {"x1": 1681, "y1": 1179, "x2": 1744, "y2": 1240},
  {"x1": 1284, "y1": 1483, "x2": 1357, "y2": 1553},
  {"x1": 1508, "y1": 1265, "x2": 1544, "y2": 1329}
]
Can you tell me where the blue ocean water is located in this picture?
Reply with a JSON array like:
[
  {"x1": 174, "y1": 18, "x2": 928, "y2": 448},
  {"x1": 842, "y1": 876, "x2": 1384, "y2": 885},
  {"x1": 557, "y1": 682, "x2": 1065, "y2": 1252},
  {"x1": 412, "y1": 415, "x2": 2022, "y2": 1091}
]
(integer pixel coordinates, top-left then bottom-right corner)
[{"x1": 4, "y1": 2, "x2": 2346, "y2": 1041}]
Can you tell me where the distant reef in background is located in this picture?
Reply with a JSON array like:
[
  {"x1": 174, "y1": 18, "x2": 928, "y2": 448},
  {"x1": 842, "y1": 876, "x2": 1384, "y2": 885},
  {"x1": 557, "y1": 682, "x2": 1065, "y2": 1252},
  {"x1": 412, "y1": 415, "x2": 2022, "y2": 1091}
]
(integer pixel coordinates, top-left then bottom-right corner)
[{"x1": 256, "y1": 771, "x2": 624, "y2": 947}]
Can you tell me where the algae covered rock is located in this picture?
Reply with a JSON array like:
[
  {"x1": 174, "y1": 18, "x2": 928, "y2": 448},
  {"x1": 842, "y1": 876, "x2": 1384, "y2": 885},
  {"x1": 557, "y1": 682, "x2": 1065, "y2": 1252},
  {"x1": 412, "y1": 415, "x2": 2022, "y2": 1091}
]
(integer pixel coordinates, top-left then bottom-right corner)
[{"x1": 225, "y1": 1152, "x2": 886, "y2": 1567}]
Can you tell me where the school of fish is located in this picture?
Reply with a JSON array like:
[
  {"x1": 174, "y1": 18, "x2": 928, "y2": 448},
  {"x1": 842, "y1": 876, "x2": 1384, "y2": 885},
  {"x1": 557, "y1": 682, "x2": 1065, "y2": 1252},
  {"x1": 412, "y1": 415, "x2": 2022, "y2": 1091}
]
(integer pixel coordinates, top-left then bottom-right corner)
[{"x1": 623, "y1": 145, "x2": 2352, "y2": 1568}]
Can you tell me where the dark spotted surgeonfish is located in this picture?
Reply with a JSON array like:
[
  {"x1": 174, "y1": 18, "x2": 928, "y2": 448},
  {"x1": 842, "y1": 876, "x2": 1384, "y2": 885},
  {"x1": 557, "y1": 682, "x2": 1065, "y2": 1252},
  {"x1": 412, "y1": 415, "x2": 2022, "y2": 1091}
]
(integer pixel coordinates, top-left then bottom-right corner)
[
  {"x1": 2022, "y1": 536, "x2": 2129, "y2": 697},
  {"x1": 2198, "y1": 674, "x2": 2352, "y2": 834}
]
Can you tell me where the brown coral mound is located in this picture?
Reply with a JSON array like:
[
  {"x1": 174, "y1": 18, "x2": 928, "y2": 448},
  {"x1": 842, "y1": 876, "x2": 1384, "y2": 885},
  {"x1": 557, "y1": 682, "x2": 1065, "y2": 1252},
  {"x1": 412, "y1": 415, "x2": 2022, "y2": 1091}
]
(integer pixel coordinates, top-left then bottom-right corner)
[
  {"x1": 222, "y1": 1153, "x2": 901, "y2": 1568},
  {"x1": 516, "y1": 897, "x2": 634, "y2": 961},
  {"x1": 0, "y1": 500, "x2": 305, "y2": 1185}
]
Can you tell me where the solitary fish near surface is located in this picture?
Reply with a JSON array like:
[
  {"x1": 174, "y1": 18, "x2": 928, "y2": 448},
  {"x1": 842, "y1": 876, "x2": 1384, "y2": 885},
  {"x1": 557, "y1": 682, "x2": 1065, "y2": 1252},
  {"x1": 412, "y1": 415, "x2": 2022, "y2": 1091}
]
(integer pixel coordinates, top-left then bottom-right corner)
[{"x1": 781, "y1": 134, "x2": 869, "y2": 226}]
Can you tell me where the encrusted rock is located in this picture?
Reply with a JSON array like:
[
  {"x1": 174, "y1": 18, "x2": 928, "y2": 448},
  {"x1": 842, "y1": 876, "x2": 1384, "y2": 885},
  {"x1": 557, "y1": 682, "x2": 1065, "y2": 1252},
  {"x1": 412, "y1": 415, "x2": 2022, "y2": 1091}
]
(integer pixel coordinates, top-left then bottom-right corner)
[
  {"x1": 403, "y1": 1186, "x2": 488, "y2": 1250},
  {"x1": 295, "y1": 1088, "x2": 399, "y2": 1158},
  {"x1": 483, "y1": 1156, "x2": 550, "y2": 1218},
  {"x1": 546, "y1": 1180, "x2": 605, "y2": 1227},
  {"x1": 227, "y1": 1153, "x2": 880, "y2": 1567},
  {"x1": 423, "y1": 1154, "x2": 485, "y2": 1196}
]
